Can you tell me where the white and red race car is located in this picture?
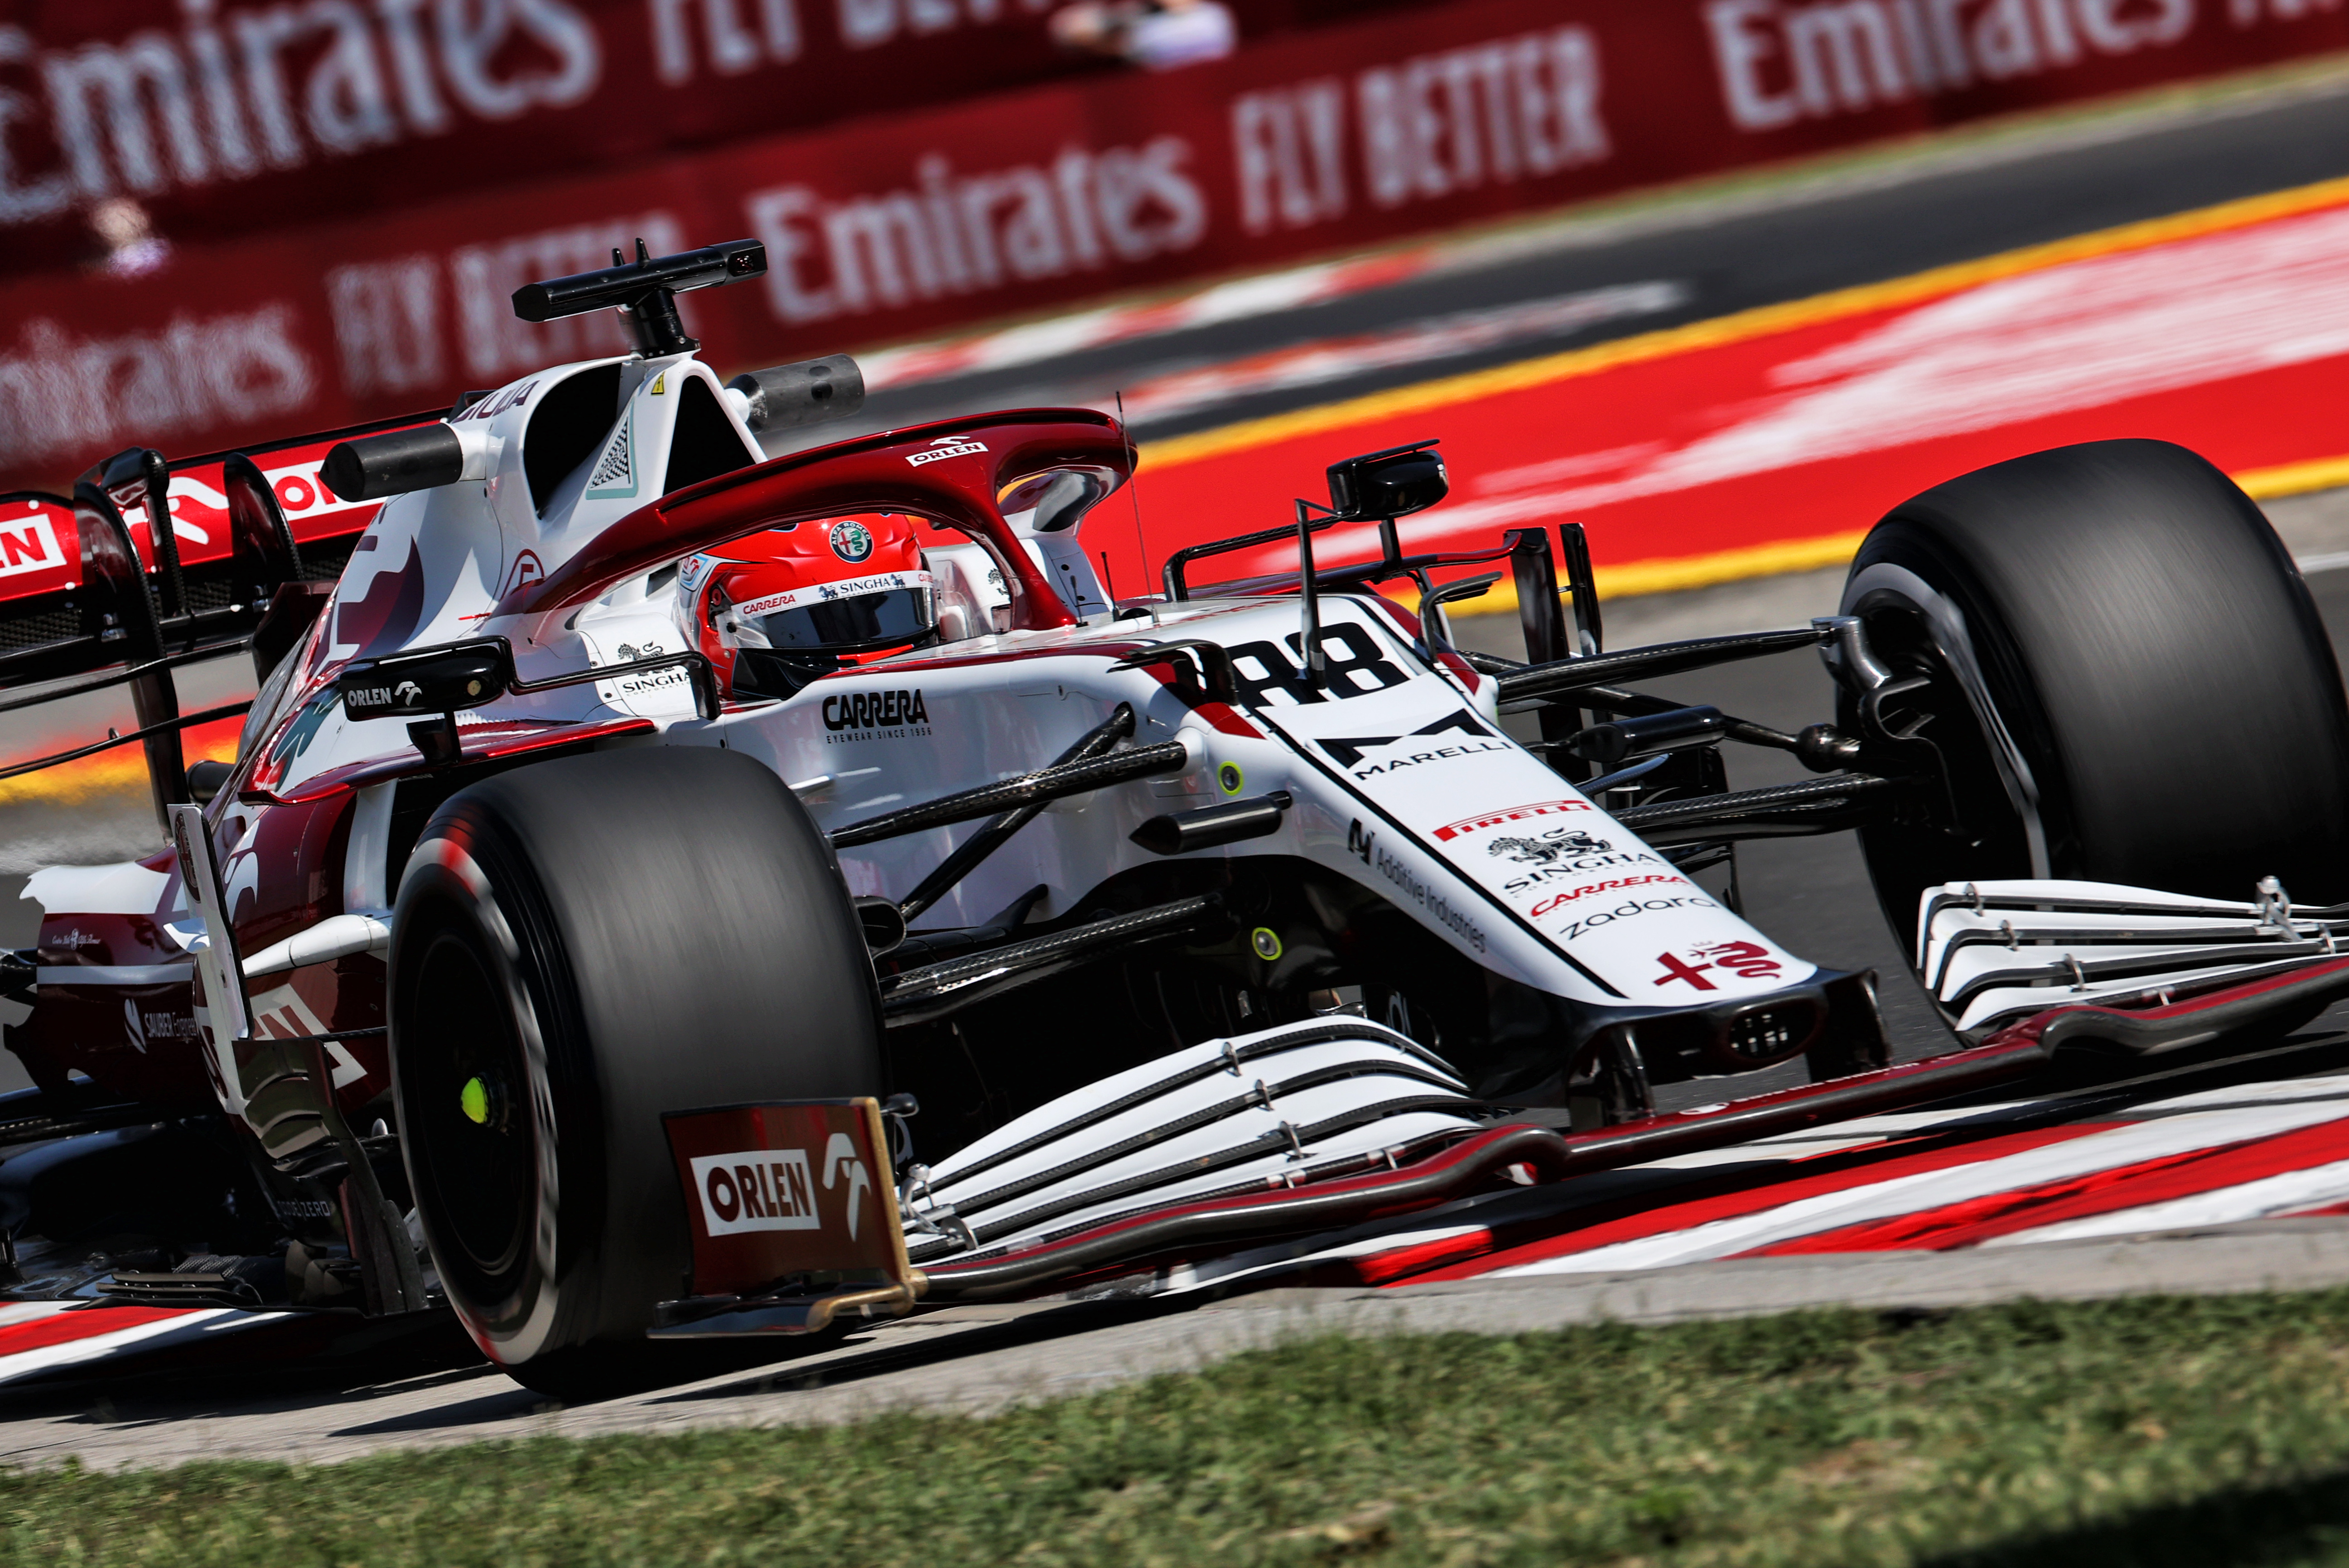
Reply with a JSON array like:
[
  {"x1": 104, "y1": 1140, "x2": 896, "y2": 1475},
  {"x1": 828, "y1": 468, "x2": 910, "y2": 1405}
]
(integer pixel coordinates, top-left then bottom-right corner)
[{"x1": 8, "y1": 239, "x2": 2349, "y2": 1394}]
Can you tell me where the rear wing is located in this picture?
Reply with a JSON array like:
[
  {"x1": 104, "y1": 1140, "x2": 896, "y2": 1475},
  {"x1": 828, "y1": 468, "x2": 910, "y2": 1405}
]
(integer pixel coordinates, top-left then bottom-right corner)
[
  {"x1": 0, "y1": 409, "x2": 444, "y2": 690},
  {"x1": 0, "y1": 407, "x2": 443, "y2": 830}
]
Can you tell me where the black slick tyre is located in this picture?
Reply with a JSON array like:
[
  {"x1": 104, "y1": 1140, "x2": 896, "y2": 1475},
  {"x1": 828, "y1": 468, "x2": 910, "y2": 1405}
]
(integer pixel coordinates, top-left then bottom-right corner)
[
  {"x1": 1841, "y1": 438, "x2": 2349, "y2": 961},
  {"x1": 387, "y1": 745, "x2": 880, "y2": 1396}
]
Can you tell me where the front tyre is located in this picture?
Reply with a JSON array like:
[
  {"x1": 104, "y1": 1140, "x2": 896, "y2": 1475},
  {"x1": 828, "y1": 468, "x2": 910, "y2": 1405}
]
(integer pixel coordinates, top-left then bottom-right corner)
[
  {"x1": 1841, "y1": 439, "x2": 2349, "y2": 958},
  {"x1": 388, "y1": 746, "x2": 880, "y2": 1392}
]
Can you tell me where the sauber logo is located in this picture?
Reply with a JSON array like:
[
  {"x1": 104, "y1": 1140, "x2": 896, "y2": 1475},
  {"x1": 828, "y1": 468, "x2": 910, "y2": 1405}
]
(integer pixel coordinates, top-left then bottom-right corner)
[
  {"x1": 692, "y1": 1148, "x2": 820, "y2": 1235},
  {"x1": 907, "y1": 436, "x2": 988, "y2": 467}
]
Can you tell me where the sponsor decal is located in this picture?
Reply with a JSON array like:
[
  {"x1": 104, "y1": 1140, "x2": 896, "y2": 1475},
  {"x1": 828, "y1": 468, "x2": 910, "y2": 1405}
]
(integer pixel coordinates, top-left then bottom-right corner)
[
  {"x1": 615, "y1": 640, "x2": 662, "y2": 661},
  {"x1": 1555, "y1": 893, "x2": 1719, "y2": 944},
  {"x1": 1321, "y1": 710, "x2": 1506, "y2": 777},
  {"x1": 0, "y1": 506, "x2": 60, "y2": 580},
  {"x1": 1227, "y1": 624, "x2": 1409, "y2": 707},
  {"x1": 735, "y1": 569, "x2": 930, "y2": 619},
  {"x1": 1432, "y1": 799, "x2": 1593, "y2": 843},
  {"x1": 823, "y1": 1132, "x2": 875, "y2": 1241},
  {"x1": 344, "y1": 679, "x2": 425, "y2": 711},
  {"x1": 45, "y1": 927, "x2": 101, "y2": 950},
  {"x1": 1500, "y1": 848, "x2": 1664, "y2": 897},
  {"x1": 822, "y1": 687, "x2": 932, "y2": 737},
  {"x1": 502, "y1": 550, "x2": 545, "y2": 598},
  {"x1": 906, "y1": 436, "x2": 988, "y2": 467},
  {"x1": 123, "y1": 1000, "x2": 199, "y2": 1053},
  {"x1": 1488, "y1": 829, "x2": 1610, "y2": 865},
  {"x1": 1652, "y1": 941, "x2": 1784, "y2": 991},
  {"x1": 1348, "y1": 819, "x2": 1487, "y2": 955},
  {"x1": 692, "y1": 1148, "x2": 820, "y2": 1236},
  {"x1": 1527, "y1": 873, "x2": 1688, "y2": 922},
  {"x1": 828, "y1": 518, "x2": 875, "y2": 562},
  {"x1": 465, "y1": 380, "x2": 536, "y2": 420}
]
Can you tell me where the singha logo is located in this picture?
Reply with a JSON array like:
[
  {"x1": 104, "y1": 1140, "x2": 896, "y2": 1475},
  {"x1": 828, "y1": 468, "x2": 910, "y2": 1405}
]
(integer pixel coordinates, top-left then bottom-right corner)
[{"x1": 1489, "y1": 830, "x2": 1611, "y2": 865}]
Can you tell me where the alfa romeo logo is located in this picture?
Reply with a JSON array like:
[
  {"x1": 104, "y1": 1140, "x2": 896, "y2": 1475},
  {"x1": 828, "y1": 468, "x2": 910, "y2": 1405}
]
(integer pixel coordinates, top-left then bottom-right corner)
[{"x1": 830, "y1": 520, "x2": 874, "y2": 563}]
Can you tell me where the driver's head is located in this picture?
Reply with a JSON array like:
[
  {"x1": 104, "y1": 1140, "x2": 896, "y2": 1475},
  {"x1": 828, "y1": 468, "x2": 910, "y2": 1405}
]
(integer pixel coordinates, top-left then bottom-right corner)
[{"x1": 679, "y1": 514, "x2": 935, "y2": 698}]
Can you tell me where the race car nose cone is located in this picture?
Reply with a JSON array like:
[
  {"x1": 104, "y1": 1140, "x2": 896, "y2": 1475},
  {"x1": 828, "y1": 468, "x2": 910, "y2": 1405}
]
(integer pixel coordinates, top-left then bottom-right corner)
[{"x1": 461, "y1": 1076, "x2": 490, "y2": 1125}]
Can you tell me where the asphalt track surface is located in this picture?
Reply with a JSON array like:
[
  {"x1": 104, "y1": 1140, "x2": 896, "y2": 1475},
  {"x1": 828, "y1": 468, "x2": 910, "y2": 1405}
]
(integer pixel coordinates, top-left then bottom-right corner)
[{"x1": 854, "y1": 64, "x2": 2349, "y2": 440}]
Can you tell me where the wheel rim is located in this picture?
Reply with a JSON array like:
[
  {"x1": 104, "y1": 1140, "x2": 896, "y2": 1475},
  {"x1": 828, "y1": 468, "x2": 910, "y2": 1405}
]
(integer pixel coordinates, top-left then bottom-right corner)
[{"x1": 404, "y1": 926, "x2": 536, "y2": 1304}]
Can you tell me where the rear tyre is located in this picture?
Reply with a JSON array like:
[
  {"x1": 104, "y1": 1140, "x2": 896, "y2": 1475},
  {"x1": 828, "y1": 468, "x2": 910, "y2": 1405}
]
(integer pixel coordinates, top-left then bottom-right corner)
[
  {"x1": 1841, "y1": 439, "x2": 2349, "y2": 963},
  {"x1": 389, "y1": 745, "x2": 880, "y2": 1397}
]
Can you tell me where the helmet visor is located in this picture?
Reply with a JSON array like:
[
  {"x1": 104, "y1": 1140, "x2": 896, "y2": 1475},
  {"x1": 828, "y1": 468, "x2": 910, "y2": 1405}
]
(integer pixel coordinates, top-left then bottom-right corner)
[{"x1": 732, "y1": 572, "x2": 936, "y2": 654}]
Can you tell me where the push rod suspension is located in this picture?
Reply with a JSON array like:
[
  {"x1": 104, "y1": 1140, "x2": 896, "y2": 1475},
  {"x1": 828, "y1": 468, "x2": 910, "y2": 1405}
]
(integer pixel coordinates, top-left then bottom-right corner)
[
  {"x1": 880, "y1": 893, "x2": 1224, "y2": 1025},
  {"x1": 1496, "y1": 627, "x2": 1824, "y2": 706},
  {"x1": 1614, "y1": 773, "x2": 1905, "y2": 844},
  {"x1": 897, "y1": 704, "x2": 1137, "y2": 922},
  {"x1": 832, "y1": 735, "x2": 1191, "y2": 849}
]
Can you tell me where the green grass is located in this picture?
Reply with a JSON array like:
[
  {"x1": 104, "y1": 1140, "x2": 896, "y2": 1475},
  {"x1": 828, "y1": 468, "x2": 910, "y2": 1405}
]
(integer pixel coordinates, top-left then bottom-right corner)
[{"x1": 17, "y1": 1292, "x2": 2349, "y2": 1566}]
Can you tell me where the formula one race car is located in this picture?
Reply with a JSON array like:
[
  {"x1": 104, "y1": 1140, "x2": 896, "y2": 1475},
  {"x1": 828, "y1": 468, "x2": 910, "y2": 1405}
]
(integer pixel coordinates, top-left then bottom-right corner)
[{"x1": 8, "y1": 239, "x2": 2349, "y2": 1394}]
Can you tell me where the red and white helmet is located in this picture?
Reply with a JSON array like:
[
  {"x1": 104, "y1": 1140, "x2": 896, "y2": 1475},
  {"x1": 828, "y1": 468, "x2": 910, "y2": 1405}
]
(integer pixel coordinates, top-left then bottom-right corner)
[{"x1": 676, "y1": 515, "x2": 936, "y2": 698}]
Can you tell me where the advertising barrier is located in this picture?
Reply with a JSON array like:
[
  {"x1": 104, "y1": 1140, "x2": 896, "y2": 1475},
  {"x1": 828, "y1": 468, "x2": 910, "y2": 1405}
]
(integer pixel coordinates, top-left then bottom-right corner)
[
  {"x1": 0, "y1": 0, "x2": 1416, "y2": 277},
  {"x1": 2, "y1": 0, "x2": 2347, "y2": 494}
]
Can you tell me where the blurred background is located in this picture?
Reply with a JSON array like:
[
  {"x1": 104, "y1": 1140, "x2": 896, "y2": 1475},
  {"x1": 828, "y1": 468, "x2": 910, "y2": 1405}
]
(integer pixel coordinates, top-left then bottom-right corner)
[{"x1": 15, "y1": 0, "x2": 2349, "y2": 1083}]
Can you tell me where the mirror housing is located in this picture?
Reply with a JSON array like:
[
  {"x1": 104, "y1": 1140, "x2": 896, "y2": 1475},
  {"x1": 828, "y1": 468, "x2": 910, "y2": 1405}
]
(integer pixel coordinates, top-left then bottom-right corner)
[
  {"x1": 339, "y1": 637, "x2": 516, "y2": 721},
  {"x1": 1325, "y1": 440, "x2": 1446, "y2": 521}
]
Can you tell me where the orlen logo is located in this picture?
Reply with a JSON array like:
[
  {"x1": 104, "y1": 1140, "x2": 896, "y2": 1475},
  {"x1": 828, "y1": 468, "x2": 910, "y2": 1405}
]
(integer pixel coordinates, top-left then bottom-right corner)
[
  {"x1": 907, "y1": 436, "x2": 988, "y2": 467},
  {"x1": 0, "y1": 505, "x2": 61, "y2": 580},
  {"x1": 346, "y1": 680, "x2": 424, "y2": 710},
  {"x1": 691, "y1": 1148, "x2": 820, "y2": 1236}
]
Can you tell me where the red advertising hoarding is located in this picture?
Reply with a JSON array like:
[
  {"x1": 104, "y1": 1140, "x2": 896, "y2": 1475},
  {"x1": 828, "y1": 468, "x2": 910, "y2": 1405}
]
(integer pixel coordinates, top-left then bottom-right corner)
[{"x1": 2, "y1": 0, "x2": 2345, "y2": 495}]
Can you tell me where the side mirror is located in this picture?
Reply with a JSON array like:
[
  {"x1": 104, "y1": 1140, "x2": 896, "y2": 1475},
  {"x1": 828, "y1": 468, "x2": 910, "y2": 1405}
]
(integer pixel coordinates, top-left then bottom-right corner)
[
  {"x1": 1326, "y1": 440, "x2": 1446, "y2": 521},
  {"x1": 1002, "y1": 469, "x2": 1108, "y2": 533},
  {"x1": 338, "y1": 637, "x2": 516, "y2": 721}
]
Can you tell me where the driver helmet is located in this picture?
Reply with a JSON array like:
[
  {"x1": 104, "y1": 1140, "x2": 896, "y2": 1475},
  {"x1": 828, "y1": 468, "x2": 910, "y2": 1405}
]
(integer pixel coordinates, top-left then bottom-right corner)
[{"x1": 678, "y1": 514, "x2": 936, "y2": 698}]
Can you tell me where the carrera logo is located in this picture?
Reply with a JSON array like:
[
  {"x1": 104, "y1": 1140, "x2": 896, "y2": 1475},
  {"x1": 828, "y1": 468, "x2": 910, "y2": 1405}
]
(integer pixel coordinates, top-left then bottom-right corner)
[
  {"x1": 823, "y1": 688, "x2": 931, "y2": 734},
  {"x1": 907, "y1": 437, "x2": 988, "y2": 467},
  {"x1": 1500, "y1": 850, "x2": 1662, "y2": 896},
  {"x1": 1528, "y1": 873, "x2": 1687, "y2": 922},
  {"x1": 1432, "y1": 800, "x2": 1592, "y2": 842},
  {"x1": 692, "y1": 1148, "x2": 820, "y2": 1236}
]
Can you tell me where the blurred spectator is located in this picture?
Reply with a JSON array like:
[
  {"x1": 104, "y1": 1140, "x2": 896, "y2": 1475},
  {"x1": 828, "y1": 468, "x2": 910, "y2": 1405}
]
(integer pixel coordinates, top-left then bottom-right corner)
[
  {"x1": 1049, "y1": 0, "x2": 1237, "y2": 71},
  {"x1": 89, "y1": 199, "x2": 170, "y2": 280}
]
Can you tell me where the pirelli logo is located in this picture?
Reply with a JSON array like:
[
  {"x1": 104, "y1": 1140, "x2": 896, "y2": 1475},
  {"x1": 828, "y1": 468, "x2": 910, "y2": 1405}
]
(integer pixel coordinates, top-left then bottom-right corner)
[{"x1": 1431, "y1": 798, "x2": 1592, "y2": 843}]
